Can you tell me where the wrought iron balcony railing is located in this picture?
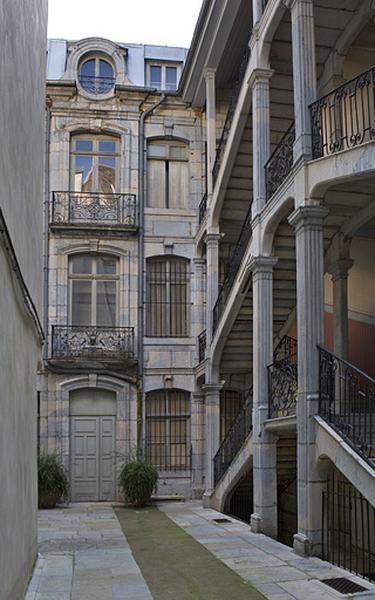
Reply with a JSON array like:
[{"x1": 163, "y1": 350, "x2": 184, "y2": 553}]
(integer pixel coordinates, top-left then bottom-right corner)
[
  {"x1": 51, "y1": 192, "x2": 137, "y2": 227},
  {"x1": 212, "y1": 45, "x2": 251, "y2": 184},
  {"x1": 51, "y1": 325, "x2": 135, "y2": 362},
  {"x1": 198, "y1": 193, "x2": 207, "y2": 226},
  {"x1": 268, "y1": 336, "x2": 298, "y2": 419},
  {"x1": 310, "y1": 66, "x2": 375, "y2": 159},
  {"x1": 319, "y1": 346, "x2": 375, "y2": 467},
  {"x1": 213, "y1": 392, "x2": 253, "y2": 486},
  {"x1": 265, "y1": 122, "x2": 295, "y2": 201},
  {"x1": 198, "y1": 329, "x2": 206, "y2": 364},
  {"x1": 212, "y1": 203, "x2": 253, "y2": 334},
  {"x1": 78, "y1": 75, "x2": 115, "y2": 94}
]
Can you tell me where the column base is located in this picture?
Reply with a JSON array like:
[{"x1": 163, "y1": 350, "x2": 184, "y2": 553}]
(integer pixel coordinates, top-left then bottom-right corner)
[
  {"x1": 202, "y1": 491, "x2": 212, "y2": 508},
  {"x1": 293, "y1": 532, "x2": 312, "y2": 556},
  {"x1": 250, "y1": 513, "x2": 262, "y2": 533}
]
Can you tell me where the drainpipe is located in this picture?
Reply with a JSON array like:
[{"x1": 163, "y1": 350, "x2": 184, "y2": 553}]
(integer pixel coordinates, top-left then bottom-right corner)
[
  {"x1": 137, "y1": 93, "x2": 166, "y2": 452},
  {"x1": 43, "y1": 99, "x2": 52, "y2": 361}
]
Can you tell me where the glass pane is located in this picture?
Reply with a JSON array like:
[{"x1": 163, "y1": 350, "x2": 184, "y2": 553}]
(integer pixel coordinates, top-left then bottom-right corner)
[
  {"x1": 170, "y1": 145, "x2": 187, "y2": 160},
  {"x1": 74, "y1": 155, "x2": 93, "y2": 191},
  {"x1": 70, "y1": 255, "x2": 92, "y2": 274},
  {"x1": 150, "y1": 65, "x2": 162, "y2": 89},
  {"x1": 80, "y1": 59, "x2": 95, "y2": 78},
  {"x1": 96, "y1": 281, "x2": 116, "y2": 326},
  {"x1": 98, "y1": 156, "x2": 116, "y2": 193},
  {"x1": 99, "y1": 59, "x2": 113, "y2": 79},
  {"x1": 99, "y1": 140, "x2": 116, "y2": 154},
  {"x1": 71, "y1": 280, "x2": 92, "y2": 325},
  {"x1": 96, "y1": 255, "x2": 117, "y2": 275},
  {"x1": 148, "y1": 144, "x2": 168, "y2": 158},
  {"x1": 166, "y1": 66, "x2": 177, "y2": 91},
  {"x1": 75, "y1": 139, "x2": 93, "y2": 152}
]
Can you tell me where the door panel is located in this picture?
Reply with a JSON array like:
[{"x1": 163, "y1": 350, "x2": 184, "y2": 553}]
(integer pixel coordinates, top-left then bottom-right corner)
[{"x1": 71, "y1": 415, "x2": 116, "y2": 502}]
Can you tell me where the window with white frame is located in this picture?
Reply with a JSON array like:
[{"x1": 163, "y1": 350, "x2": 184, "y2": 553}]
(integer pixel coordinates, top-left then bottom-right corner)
[
  {"x1": 147, "y1": 140, "x2": 189, "y2": 208},
  {"x1": 146, "y1": 256, "x2": 189, "y2": 337},
  {"x1": 69, "y1": 254, "x2": 119, "y2": 326},
  {"x1": 78, "y1": 56, "x2": 115, "y2": 94},
  {"x1": 147, "y1": 62, "x2": 181, "y2": 91},
  {"x1": 71, "y1": 135, "x2": 120, "y2": 194},
  {"x1": 145, "y1": 389, "x2": 191, "y2": 470}
]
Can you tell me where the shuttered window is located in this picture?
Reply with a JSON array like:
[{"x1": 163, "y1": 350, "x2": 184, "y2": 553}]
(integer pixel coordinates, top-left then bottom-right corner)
[
  {"x1": 146, "y1": 256, "x2": 189, "y2": 337},
  {"x1": 146, "y1": 389, "x2": 191, "y2": 471},
  {"x1": 147, "y1": 140, "x2": 188, "y2": 208}
]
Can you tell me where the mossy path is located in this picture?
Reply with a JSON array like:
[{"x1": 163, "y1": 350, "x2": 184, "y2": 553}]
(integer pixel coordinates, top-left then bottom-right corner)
[{"x1": 115, "y1": 506, "x2": 267, "y2": 600}]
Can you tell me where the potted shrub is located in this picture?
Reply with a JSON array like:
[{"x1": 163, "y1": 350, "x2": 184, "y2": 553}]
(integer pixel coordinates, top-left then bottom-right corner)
[
  {"x1": 38, "y1": 452, "x2": 69, "y2": 509},
  {"x1": 118, "y1": 459, "x2": 158, "y2": 507}
]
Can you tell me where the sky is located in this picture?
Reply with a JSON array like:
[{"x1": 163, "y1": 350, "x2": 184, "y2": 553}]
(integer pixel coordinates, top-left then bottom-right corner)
[{"x1": 48, "y1": 0, "x2": 203, "y2": 48}]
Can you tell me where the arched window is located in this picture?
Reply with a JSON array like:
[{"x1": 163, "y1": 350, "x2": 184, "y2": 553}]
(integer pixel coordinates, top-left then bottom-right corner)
[
  {"x1": 147, "y1": 140, "x2": 188, "y2": 208},
  {"x1": 146, "y1": 256, "x2": 190, "y2": 337},
  {"x1": 79, "y1": 56, "x2": 115, "y2": 94},
  {"x1": 220, "y1": 389, "x2": 243, "y2": 441},
  {"x1": 71, "y1": 134, "x2": 120, "y2": 194},
  {"x1": 145, "y1": 389, "x2": 191, "y2": 470},
  {"x1": 69, "y1": 254, "x2": 119, "y2": 326}
]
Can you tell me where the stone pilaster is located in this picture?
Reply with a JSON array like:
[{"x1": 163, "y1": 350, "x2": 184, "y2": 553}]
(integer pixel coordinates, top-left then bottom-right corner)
[
  {"x1": 250, "y1": 69, "x2": 273, "y2": 216},
  {"x1": 202, "y1": 382, "x2": 222, "y2": 502},
  {"x1": 288, "y1": 205, "x2": 329, "y2": 556},
  {"x1": 204, "y1": 68, "x2": 216, "y2": 198},
  {"x1": 205, "y1": 232, "x2": 220, "y2": 346},
  {"x1": 191, "y1": 391, "x2": 205, "y2": 498},
  {"x1": 287, "y1": 0, "x2": 317, "y2": 161},
  {"x1": 249, "y1": 256, "x2": 278, "y2": 538}
]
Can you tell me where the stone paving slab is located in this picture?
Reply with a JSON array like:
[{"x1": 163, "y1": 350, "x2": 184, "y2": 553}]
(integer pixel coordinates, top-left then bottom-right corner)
[
  {"x1": 158, "y1": 501, "x2": 375, "y2": 600},
  {"x1": 25, "y1": 503, "x2": 153, "y2": 600}
]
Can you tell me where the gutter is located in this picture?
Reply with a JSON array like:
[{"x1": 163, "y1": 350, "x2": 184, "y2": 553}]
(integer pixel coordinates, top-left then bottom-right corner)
[
  {"x1": 137, "y1": 93, "x2": 166, "y2": 449},
  {"x1": 43, "y1": 100, "x2": 52, "y2": 360}
]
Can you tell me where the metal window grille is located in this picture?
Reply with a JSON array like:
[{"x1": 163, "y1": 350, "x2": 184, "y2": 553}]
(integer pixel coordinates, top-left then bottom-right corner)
[
  {"x1": 145, "y1": 389, "x2": 191, "y2": 471},
  {"x1": 220, "y1": 389, "x2": 243, "y2": 442},
  {"x1": 322, "y1": 468, "x2": 375, "y2": 582},
  {"x1": 146, "y1": 257, "x2": 189, "y2": 337}
]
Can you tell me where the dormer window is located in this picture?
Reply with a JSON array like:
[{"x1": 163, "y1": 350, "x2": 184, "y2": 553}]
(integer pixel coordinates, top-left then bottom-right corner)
[
  {"x1": 147, "y1": 62, "x2": 181, "y2": 91},
  {"x1": 79, "y1": 57, "x2": 115, "y2": 95}
]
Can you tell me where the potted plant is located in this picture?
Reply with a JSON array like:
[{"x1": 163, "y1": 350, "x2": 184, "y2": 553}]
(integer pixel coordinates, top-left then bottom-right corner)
[
  {"x1": 38, "y1": 452, "x2": 69, "y2": 509},
  {"x1": 118, "y1": 458, "x2": 158, "y2": 507}
]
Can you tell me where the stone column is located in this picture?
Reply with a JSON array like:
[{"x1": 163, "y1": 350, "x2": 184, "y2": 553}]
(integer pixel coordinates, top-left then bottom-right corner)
[
  {"x1": 288, "y1": 205, "x2": 328, "y2": 556},
  {"x1": 191, "y1": 390, "x2": 205, "y2": 498},
  {"x1": 287, "y1": 0, "x2": 317, "y2": 162},
  {"x1": 253, "y1": 0, "x2": 264, "y2": 25},
  {"x1": 205, "y1": 232, "x2": 220, "y2": 345},
  {"x1": 205, "y1": 68, "x2": 216, "y2": 199},
  {"x1": 250, "y1": 69, "x2": 273, "y2": 216},
  {"x1": 202, "y1": 383, "x2": 222, "y2": 503},
  {"x1": 250, "y1": 256, "x2": 278, "y2": 538},
  {"x1": 327, "y1": 236, "x2": 353, "y2": 360}
]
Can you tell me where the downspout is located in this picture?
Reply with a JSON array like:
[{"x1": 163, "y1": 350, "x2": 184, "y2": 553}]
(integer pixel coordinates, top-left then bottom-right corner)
[
  {"x1": 43, "y1": 99, "x2": 52, "y2": 361},
  {"x1": 137, "y1": 93, "x2": 166, "y2": 452}
]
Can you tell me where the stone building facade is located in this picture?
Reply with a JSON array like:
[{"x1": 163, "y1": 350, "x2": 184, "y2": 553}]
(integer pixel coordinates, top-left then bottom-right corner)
[
  {"x1": 42, "y1": 38, "x2": 205, "y2": 501},
  {"x1": 0, "y1": 1, "x2": 47, "y2": 599}
]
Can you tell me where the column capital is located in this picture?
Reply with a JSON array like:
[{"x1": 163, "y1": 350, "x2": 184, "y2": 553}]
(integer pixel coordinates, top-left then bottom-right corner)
[
  {"x1": 248, "y1": 255, "x2": 278, "y2": 275},
  {"x1": 205, "y1": 232, "x2": 221, "y2": 246},
  {"x1": 327, "y1": 258, "x2": 354, "y2": 282},
  {"x1": 283, "y1": 0, "x2": 313, "y2": 9},
  {"x1": 193, "y1": 257, "x2": 206, "y2": 267},
  {"x1": 248, "y1": 68, "x2": 274, "y2": 88},
  {"x1": 288, "y1": 206, "x2": 329, "y2": 232},
  {"x1": 204, "y1": 67, "x2": 216, "y2": 81},
  {"x1": 202, "y1": 383, "x2": 223, "y2": 399}
]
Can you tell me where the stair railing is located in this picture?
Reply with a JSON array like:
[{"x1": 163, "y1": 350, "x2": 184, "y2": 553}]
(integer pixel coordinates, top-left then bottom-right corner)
[
  {"x1": 213, "y1": 390, "x2": 253, "y2": 487},
  {"x1": 267, "y1": 336, "x2": 298, "y2": 419},
  {"x1": 319, "y1": 346, "x2": 375, "y2": 467}
]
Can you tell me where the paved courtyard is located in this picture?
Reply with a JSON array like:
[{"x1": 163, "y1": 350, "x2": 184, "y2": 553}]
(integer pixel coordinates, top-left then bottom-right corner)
[{"x1": 26, "y1": 501, "x2": 375, "y2": 600}]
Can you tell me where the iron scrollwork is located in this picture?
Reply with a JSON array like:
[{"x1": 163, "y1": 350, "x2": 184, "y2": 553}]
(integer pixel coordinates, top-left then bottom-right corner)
[
  {"x1": 52, "y1": 325, "x2": 135, "y2": 361},
  {"x1": 268, "y1": 336, "x2": 298, "y2": 419},
  {"x1": 265, "y1": 122, "x2": 295, "y2": 201},
  {"x1": 51, "y1": 191, "x2": 137, "y2": 226}
]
